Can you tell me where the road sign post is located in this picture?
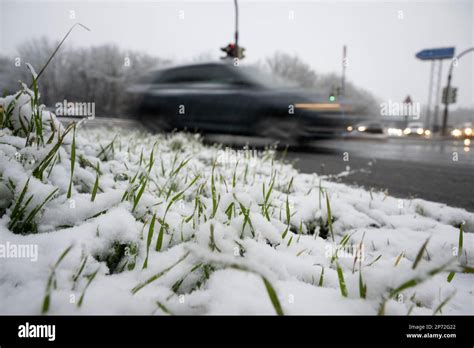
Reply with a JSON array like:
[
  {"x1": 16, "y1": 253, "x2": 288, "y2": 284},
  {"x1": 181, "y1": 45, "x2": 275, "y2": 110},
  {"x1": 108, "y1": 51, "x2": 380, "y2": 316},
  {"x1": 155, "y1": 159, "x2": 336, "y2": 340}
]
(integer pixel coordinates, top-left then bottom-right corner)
[{"x1": 416, "y1": 47, "x2": 455, "y2": 133}]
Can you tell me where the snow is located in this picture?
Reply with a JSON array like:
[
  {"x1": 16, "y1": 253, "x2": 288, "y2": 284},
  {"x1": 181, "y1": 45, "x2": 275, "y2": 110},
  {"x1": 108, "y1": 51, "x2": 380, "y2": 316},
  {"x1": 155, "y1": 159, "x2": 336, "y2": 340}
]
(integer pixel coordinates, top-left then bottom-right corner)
[{"x1": 0, "y1": 89, "x2": 473, "y2": 315}]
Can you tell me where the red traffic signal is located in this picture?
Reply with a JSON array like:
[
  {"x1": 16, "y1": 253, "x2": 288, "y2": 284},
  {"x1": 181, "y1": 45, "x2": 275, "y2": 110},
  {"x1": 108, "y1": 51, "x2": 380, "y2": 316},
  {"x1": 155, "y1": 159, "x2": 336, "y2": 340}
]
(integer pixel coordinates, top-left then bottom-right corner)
[{"x1": 220, "y1": 43, "x2": 245, "y2": 59}]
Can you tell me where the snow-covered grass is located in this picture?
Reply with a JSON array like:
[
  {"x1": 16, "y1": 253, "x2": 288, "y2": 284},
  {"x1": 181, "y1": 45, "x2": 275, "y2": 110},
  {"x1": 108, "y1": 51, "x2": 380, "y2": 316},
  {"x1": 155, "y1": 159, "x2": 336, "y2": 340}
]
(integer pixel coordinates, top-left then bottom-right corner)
[{"x1": 0, "y1": 83, "x2": 473, "y2": 315}]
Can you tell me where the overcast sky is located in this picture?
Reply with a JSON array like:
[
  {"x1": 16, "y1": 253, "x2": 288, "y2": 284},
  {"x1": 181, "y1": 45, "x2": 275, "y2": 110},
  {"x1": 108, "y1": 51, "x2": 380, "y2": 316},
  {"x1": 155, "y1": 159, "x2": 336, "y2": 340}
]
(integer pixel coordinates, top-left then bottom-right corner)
[{"x1": 1, "y1": 0, "x2": 473, "y2": 108}]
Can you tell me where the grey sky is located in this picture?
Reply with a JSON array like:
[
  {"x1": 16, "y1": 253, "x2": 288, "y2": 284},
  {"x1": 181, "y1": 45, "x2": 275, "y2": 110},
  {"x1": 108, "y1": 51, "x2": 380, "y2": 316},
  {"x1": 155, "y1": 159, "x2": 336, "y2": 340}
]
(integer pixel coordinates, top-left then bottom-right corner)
[{"x1": 1, "y1": 0, "x2": 473, "y2": 108}]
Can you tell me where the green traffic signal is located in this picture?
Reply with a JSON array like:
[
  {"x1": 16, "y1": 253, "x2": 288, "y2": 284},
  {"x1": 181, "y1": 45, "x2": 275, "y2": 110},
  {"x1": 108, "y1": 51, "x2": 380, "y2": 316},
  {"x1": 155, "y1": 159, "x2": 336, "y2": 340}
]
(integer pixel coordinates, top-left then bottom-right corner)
[{"x1": 329, "y1": 95, "x2": 336, "y2": 102}]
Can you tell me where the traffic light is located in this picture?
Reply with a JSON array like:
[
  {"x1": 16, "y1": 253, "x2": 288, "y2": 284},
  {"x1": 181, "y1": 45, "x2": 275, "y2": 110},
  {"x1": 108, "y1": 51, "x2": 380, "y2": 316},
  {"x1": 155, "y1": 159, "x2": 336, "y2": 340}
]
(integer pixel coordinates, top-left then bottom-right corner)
[
  {"x1": 442, "y1": 87, "x2": 458, "y2": 104},
  {"x1": 327, "y1": 84, "x2": 345, "y2": 102},
  {"x1": 329, "y1": 85, "x2": 340, "y2": 102},
  {"x1": 451, "y1": 88, "x2": 457, "y2": 104},
  {"x1": 220, "y1": 43, "x2": 245, "y2": 59},
  {"x1": 236, "y1": 46, "x2": 245, "y2": 59}
]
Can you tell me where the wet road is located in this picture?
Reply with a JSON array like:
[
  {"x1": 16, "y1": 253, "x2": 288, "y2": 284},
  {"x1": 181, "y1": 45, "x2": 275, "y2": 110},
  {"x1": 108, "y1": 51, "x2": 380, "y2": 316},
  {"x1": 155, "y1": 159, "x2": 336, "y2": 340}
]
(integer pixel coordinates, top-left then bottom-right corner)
[
  {"x1": 72, "y1": 117, "x2": 473, "y2": 212},
  {"x1": 207, "y1": 134, "x2": 474, "y2": 212},
  {"x1": 285, "y1": 137, "x2": 473, "y2": 212}
]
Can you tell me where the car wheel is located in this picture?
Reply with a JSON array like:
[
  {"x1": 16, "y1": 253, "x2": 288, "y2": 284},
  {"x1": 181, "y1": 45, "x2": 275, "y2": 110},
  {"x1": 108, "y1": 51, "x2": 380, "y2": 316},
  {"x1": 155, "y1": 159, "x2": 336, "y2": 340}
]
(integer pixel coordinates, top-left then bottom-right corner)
[
  {"x1": 139, "y1": 113, "x2": 171, "y2": 133},
  {"x1": 257, "y1": 117, "x2": 303, "y2": 146}
]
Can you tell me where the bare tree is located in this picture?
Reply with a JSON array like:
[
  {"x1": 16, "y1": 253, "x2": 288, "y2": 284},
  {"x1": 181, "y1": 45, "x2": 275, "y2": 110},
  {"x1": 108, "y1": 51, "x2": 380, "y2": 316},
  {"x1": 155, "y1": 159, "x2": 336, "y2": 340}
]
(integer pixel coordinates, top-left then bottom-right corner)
[
  {"x1": 1, "y1": 38, "x2": 169, "y2": 117},
  {"x1": 263, "y1": 52, "x2": 380, "y2": 116},
  {"x1": 265, "y1": 52, "x2": 317, "y2": 88}
]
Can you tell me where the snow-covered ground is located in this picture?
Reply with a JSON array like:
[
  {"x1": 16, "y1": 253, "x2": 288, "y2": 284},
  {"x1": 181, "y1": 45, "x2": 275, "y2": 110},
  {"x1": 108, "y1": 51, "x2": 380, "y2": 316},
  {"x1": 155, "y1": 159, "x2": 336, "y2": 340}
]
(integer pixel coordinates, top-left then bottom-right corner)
[{"x1": 0, "y1": 87, "x2": 473, "y2": 315}]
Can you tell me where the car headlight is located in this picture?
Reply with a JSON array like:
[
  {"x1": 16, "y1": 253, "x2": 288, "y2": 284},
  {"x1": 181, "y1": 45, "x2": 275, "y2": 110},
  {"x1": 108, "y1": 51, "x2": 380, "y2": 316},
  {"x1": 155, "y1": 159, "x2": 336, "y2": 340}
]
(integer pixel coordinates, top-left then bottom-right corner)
[
  {"x1": 347, "y1": 126, "x2": 353, "y2": 132},
  {"x1": 403, "y1": 128, "x2": 411, "y2": 135},
  {"x1": 451, "y1": 129, "x2": 462, "y2": 137},
  {"x1": 464, "y1": 139, "x2": 471, "y2": 146},
  {"x1": 358, "y1": 126, "x2": 366, "y2": 132},
  {"x1": 424, "y1": 130, "x2": 431, "y2": 136},
  {"x1": 388, "y1": 128, "x2": 402, "y2": 136},
  {"x1": 416, "y1": 128, "x2": 424, "y2": 135},
  {"x1": 464, "y1": 128, "x2": 472, "y2": 136}
]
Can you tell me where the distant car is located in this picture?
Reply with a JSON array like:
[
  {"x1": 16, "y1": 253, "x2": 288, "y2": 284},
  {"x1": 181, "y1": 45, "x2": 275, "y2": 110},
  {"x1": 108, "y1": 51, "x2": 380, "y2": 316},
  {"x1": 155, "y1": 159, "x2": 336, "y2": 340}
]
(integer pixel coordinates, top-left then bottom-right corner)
[
  {"x1": 451, "y1": 122, "x2": 473, "y2": 139},
  {"x1": 403, "y1": 122, "x2": 430, "y2": 137},
  {"x1": 127, "y1": 62, "x2": 354, "y2": 143},
  {"x1": 347, "y1": 121, "x2": 384, "y2": 134}
]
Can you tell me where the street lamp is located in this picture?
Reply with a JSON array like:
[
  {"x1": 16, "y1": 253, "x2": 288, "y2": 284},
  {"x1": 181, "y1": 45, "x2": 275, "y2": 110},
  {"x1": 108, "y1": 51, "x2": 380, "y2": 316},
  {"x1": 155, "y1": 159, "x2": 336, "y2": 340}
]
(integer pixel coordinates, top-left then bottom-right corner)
[{"x1": 441, "y1": 47, "x2": 474, "y2": 136}]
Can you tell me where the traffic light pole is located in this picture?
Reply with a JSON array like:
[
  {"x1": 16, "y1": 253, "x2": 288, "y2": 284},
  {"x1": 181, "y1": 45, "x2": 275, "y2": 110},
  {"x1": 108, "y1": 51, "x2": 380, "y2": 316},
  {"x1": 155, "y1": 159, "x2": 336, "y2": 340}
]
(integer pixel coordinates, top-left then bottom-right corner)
[
  {"x1": 234, "y1": 0, "x2": 239, "y2": 55},
  {"x1": 441, "y1": 47, "x2": 474, "y2": 136},
  {"x1": 341, "y1": 45, "x2": 347, "y2": 96},
  {"x1": 433, "y1": 60, "x2": 443, "y2": 131}
]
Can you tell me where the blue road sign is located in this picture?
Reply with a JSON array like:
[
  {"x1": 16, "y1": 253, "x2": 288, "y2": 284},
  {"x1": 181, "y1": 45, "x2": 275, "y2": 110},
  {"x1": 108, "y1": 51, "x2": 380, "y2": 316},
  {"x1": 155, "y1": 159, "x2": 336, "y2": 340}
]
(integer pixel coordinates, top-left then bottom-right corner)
[{"x1": 416, "y1": 47, "x2": 455, "y2": 60}]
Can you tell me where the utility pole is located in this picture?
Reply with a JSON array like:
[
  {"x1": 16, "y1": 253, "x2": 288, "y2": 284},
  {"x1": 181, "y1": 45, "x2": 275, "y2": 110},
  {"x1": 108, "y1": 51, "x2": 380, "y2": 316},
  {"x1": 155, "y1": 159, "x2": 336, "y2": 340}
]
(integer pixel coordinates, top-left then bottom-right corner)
[
  {"x1": 341, "y1": 45, "x2": 347, "y2": 96},
  {"x1": 425, "y1": 60, "x2": 435, "y2": 130},
  {"x1": 433, "y1": 60, "x2": 443, "y2": 131},
  {"x1": 441, "y1": 47, "x2": 474, "y2": 136}
]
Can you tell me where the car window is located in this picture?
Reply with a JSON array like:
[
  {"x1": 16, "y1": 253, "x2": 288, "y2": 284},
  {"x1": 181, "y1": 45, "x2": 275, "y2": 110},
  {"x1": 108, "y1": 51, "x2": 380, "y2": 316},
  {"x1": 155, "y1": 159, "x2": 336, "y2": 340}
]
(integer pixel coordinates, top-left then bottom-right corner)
[
  {"x1": 238, "y1": 67, "x2": 296, "y2": 88},
  {"x1": 157, "y1": 65, "x2": 238, "y2": 84}
]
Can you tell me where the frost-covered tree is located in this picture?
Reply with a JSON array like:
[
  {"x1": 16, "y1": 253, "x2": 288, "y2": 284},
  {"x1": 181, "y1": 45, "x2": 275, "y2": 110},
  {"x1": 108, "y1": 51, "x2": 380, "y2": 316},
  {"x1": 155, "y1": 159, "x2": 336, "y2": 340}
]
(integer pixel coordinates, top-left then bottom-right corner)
[
  {"x1": 263, "y1": 52, "x2": 380, "y2": 116},
  {"x1": 0, "y1": 38, "x2": 169, "y2": 117}
]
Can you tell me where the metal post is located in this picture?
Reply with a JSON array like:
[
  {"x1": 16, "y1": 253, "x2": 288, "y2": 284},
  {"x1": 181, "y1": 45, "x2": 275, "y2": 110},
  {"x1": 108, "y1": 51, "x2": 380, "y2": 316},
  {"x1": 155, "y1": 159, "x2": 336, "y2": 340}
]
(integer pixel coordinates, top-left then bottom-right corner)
[
  {"x1": 433, "y1": 60, "x2": 443, "y2": 131},
  {"x1": 234, "y1": 0, "x2": 239, "y2": 54},
  {"x1": 425, "y1": 61, "x2": 435, "y2": 130},
  {"x1": 441, "y1": 69, "x2": 452, "y2": 136},
  {"x1": 341, "y1": 45, "x2": 347, "y2": 96}
]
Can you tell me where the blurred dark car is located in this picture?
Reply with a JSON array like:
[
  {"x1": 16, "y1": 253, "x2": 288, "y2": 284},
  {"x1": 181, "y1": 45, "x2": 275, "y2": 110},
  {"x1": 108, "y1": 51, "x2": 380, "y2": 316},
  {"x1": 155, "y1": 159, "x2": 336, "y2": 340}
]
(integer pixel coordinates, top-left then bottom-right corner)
[
  {"x1": 128, "y1": 62, "x2": 354, "y2": 143},
  {"x1": 347, "y1": 121, "x2": 385, "y2": 134}
]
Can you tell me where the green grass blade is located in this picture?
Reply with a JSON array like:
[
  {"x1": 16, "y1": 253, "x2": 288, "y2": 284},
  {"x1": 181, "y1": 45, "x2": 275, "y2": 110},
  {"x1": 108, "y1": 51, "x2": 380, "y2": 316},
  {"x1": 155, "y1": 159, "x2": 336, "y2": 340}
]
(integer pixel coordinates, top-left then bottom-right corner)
[
  {"x1": 412, "y1": 237, "x2": 430, "y2": 269},
  {"x1": 10, "y1": 178, "x2": 30, "y2": 220},
  {"x1": 318, "y1": 266, "x2": 324, "y2": 287},
  {"x1": 458, "y1": 223, "x2": 464, "y2": 257},
  {"x1": 143, "y1": 213, "x2": 156, "y2": 269},
  {"x1": 77, "y1": 268, "x2": 99, "y2": 307},
  {"x1": 67, "y1": 124, "x2": 76, "y2": 199},
  {"x1": 326, "y1": 193, "x2": 334, "y2": 241},
  {"x1": 132, "y1": 252, "x2": 189, "y2": 294},
  {"x1": 91, "y1": 165, "x2": 100, "y2": 202},
  {"x1": 433, "y1": 291, "x2": 456, "y2": 315},
  {"x1": 359, "y1": 270, "x2": 367, "y2": 299},
  {"x1": 336, "y1": 262, "x2": 348, "y2": 297},
  {"x1": 42, "y1": 245, "x2": 73, "y2": 313},
  {"x1": 262, "y1": 276, "x2": 284, "y2": 315}
]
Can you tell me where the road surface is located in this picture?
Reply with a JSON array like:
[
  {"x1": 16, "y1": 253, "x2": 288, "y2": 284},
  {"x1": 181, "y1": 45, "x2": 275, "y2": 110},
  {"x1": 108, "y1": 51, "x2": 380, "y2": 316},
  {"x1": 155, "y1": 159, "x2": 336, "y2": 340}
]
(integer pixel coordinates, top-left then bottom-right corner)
[
  {"x1": 70, "y1": 117, "x2": 473, "y2": 212},
  {"x1": 207, "y1": 134, "x2": 474, "y2": 212}
]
